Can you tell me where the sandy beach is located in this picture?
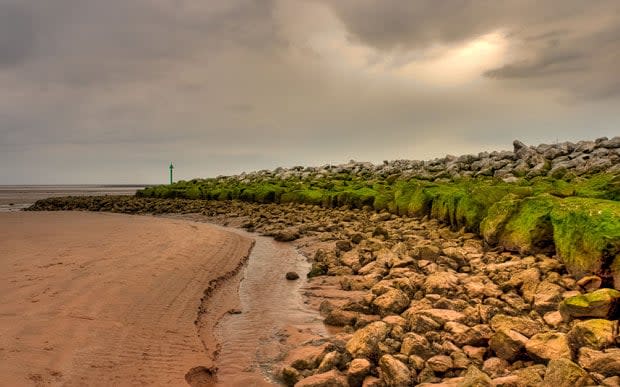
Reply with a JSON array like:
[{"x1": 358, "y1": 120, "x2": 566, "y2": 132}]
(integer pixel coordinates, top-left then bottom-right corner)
[{"x1": 0, "y1": 211, "x2": 252, "y2": 386}]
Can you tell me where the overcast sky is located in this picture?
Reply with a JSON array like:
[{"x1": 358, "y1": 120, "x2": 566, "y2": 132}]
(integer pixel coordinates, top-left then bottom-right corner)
[{"x1": 1, "y1": 0, "x2": 619, "y2": 184}]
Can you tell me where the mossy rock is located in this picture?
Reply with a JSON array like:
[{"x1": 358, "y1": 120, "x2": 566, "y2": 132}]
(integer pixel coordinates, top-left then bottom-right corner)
[
  {"x1": 559, "y1": 288, "x2": 620, "y2": 320},
  {"x1": 497, "y1": 194, "x2": 557, "y2": 254},
  {"x1": 480, "y1": 194, "x2": 521, "y2": 245},
  {"x1": 551, "y1": 197, "x2": 620, "y2": 287}
]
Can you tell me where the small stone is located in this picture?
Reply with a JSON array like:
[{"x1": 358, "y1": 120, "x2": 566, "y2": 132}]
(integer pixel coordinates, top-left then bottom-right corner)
[
  {"x1": 336, "y1": 240, "x2": 353, "y2": 252},
  {"x1": 286, "y1": 271, "x2": 300, "y2": 280},
  {"x1": 543, "y1": 311, "x2": 563, "y2": 328},
  {"x1": 576, "y1": 275, "x2": 603, "y2": 292}
]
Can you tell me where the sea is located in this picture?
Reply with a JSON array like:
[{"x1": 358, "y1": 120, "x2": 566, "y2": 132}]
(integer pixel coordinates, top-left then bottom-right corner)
[{"x1": 0, "y1": 185, "x2": 148, "y2": 212}]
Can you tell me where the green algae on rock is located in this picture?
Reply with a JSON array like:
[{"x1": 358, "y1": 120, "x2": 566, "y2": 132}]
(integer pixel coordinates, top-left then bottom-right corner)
[
  {"x1": 551, "y1": 197, "x2": 620, "y2": 287},
  {"x1": 559, "y1": 288, "x2": 620, "y2": 321}
]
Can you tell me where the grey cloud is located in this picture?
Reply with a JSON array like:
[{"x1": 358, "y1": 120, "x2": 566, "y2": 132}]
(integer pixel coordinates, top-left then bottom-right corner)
[
  {"x1": 0, "y1": 3, "x2": 35, "y2": 67},
  {"x1": 1, "y1": 0, "x2": 619, "y2": 184}
]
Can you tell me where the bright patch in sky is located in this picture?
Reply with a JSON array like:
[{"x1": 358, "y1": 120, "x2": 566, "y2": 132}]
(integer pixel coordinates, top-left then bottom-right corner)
[{"x1": 281, "y1": 2, "x2": 509, "y2": 87}]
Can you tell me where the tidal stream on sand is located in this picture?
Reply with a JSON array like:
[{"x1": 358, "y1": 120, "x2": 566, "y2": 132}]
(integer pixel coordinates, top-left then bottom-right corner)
[{"x1": 210, "y1": 226, "x2": 327, "y2": 386}]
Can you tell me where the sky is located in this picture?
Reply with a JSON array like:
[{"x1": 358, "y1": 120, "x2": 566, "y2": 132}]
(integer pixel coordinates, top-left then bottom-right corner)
[{"x1": 1, "y1": 0, "x2": 619, "y2": 184}]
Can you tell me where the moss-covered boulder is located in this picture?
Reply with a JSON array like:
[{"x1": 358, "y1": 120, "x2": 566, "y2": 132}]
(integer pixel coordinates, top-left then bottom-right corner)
[
  {"x1": 497, "y1": 195, "x2": 557, "y2": 254},
  {"x1": 551, "y1": 197, "x2": 620, "y2": 288},
  {"x1": 480, "y1": 194, "x2": 521, "y2": 245},
  {"x1": 559, "y1": 288, "x2": 620, "y2": 321}
]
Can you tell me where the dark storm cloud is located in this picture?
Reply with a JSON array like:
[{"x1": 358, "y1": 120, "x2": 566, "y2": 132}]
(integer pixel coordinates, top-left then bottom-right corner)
[{"x1": 321, "y1": 0, "x2": 620, "y2": 98}]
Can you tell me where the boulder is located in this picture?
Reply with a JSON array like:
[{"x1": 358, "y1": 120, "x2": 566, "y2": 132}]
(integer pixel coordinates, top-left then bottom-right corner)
[
  {"x1": 379, "y1": 354, "x2": 413, "y2": 387},
  {"x1": 294, "y1": 370, "x2": 348, "y2": 387},
  {"x1": 317, "y1": 351, "x2": 342, "y2": 373},
  {"x1": 489, "y1": 329, "x2": 528, "y2": 362},
  {"x1": 400, "y1": 332, "x2": 432, "y2": 358},
  {"x1": 362, "y1": 376, "x2": 384, "y2": 387},
  {"x1": 542, "y1": 358, "x2": 593, "y2": 387},
  {"x1": 417, "y1": 309, "x2": 467, "y2": 326},
  {"x1": 490, "y1": 315, "x2": 543, "y2": 338},
  {"x1": 482, "y1": 357, "x2": 509, "y2": 378},
  {"x1": 406, "y1": 313, "x2": 442, "y2": 334},
  {"x1": 373, "y1": 288, "x2": 410, "y2": 316},
  {"x1": 458, "y1": 366, "x2": 492, "y2": 387},
  {"x1": 559, "y1": 288, "x2": 620, "y2": 321},
  {"x1": 577, "y1": 347, "x2": 620, "y2": 377},
  {"x1": 426, "y1": 355, "x2": 453, "y2": 373},
  {"x1": 324, "y1": 308, "x2": 358, "y2": 327},
  {"x1": 274, "y1": 228, "x2": 300, "y2": 241},
  {"x1": 347, "y1": 358, "x2": 371, "y2": 387},
  {"x1": 287, "y1": 344, "x2": 332, "y2": 370},
  {"x1": 525, "y1": 332, "x2": 571, "y2": 363},
  {"x1": 423, "y1": 271, "x2": 459, "y2": 296},
  {"x1": 567, "y1": 319, "x2": 617, "y2": 352},
  {"x1": 346, "y1": 321, "x2": 390, "y2": 359},
  {"x1": 281, "y1": 366, "x2": 301, "y2": 386},
  {"x1": 286, "y1": 271, "x2": 300, "y2": 280},
  {"x1": 452, "y1": 324, "x2": 493, "y2": 347},
  {"x1": 533, "y1": 281, "x2": 563, "y2": 313},
  {"x1": 508, "y1": 365, "x2": 546, "y2": 386}
]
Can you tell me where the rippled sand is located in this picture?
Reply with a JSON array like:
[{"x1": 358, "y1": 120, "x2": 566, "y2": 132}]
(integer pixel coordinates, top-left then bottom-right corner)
[{"x1": 0, "y1": 212, "x2": 252, "y2": 386}]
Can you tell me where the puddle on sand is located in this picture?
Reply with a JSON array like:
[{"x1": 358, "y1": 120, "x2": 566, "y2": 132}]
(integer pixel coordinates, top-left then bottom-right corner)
[{"x1": 213, "y1": 227, "x2": 327, "y2": 386}]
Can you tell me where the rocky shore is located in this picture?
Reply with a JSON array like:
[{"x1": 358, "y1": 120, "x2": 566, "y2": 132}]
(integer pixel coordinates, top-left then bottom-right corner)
[
  {"x1": 27, "y1": 197, "x2": 620, "y2": 386},
  {"x1": 27, "y1": 137, "x2": 619, "y2": 386}
]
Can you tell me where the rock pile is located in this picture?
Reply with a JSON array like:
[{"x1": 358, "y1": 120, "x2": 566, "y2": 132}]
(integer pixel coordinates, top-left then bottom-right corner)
[
  {"x1": 103, "y1": 199, "x2": 618, "y2": 386},
  {"x1": 213, "y1": 137, "x2": 620, "y2": 183}
]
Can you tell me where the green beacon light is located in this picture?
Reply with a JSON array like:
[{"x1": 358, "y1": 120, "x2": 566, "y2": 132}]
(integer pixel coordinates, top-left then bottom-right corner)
[{"x1": 169, "y1": 162, "x2": 174, "y2": 185}]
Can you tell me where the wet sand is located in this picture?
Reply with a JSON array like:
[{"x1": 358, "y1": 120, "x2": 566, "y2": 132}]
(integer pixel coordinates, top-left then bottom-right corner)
[
  {"x1": 210, "y1": 227, "x2": 327, "y2": 386},
  {"x1": 0, "y1": 212, "x2": 252, "y2": 386}
]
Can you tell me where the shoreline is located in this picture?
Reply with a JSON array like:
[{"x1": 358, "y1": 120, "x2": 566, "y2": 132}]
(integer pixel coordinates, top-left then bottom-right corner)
[{"x1": 0, "y1": 211, "x2": 253, "y2": 386}]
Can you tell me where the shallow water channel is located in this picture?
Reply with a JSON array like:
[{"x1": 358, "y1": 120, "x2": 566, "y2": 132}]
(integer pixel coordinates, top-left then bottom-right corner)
[{"x1": 213, "y1": 227, "x2": 327, "y2": 385}]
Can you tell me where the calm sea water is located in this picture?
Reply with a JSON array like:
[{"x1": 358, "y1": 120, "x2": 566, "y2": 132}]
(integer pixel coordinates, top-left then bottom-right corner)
[{"x1": 0, "y1": 185, "x2": 148, "y2": 212}]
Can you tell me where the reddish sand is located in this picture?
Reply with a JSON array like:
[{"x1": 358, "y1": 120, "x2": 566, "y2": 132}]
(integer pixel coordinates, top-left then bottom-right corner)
[{"x1": 0, "y1": 212, "x2": 252, "y2": 386}]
